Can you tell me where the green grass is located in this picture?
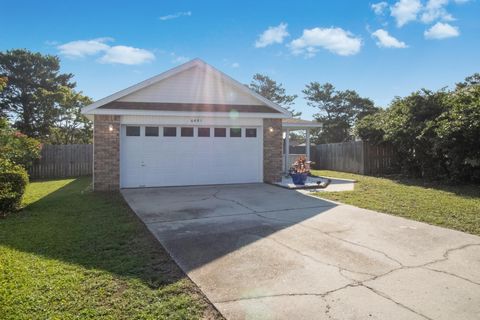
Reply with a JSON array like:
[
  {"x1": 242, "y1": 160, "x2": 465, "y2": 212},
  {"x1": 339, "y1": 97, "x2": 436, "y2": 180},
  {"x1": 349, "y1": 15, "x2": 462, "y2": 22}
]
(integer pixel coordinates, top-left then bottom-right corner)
[
  {"x1": 312, "y1": 170, "x2": 480, "y2": 236},
  {"x1": 0, "y1": 177, "x2": 221, "y2": 320}
]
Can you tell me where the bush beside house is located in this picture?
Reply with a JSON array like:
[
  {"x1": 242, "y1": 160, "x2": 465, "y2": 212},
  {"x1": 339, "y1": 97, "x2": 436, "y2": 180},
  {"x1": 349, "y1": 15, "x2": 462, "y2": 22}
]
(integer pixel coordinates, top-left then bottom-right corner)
[
  {"x1": 0, "y1": 158, "x2": 28, "y2": 216},
  {"x1": 0, "y1": 118, "x2": 40, "y2": 216}
]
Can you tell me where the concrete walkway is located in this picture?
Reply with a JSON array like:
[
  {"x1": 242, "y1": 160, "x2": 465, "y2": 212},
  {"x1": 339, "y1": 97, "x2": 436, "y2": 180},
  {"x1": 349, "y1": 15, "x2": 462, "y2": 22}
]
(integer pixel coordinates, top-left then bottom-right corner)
[
  {"x1": 122, "y1": 184, "x2": 480, "y2": 320},
  {"x1": 275, "y1": 176, "x2": 355, "y2": 191}
]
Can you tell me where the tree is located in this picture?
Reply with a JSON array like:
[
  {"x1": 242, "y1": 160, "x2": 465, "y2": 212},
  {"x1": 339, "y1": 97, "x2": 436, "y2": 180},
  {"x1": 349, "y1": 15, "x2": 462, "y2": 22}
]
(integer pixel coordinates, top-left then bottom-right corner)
[
  {"x1": 357, "y1": 89, "x2": 449, "y2": 177},
  {"x1": 354, "y1": 110, "x2": 387, "y2": 145},
  {"x1": 249, "y1": 73, "x2": 301, "y2": 117},
  {"x1": 47, "y1": 88, "x2": 93, "y2": 144},
  {"x1": 303, "y1": 82, "x2": 378, "y2": 143},
  {"x1": 382, "y1": 90, "x2": 449, "y2": 178},
  {"x1": 456, "y1": 73, "x2": 480, "y2": 90},
  {"x1": 0, "y1": 49, "x2": 74, "y2": 138},
  {"x1": 356, "y1": 73, "x2": 480, "y2": 182},
  {"x1": 434, "y1": 84, "x2": 480, "y2": 182}
]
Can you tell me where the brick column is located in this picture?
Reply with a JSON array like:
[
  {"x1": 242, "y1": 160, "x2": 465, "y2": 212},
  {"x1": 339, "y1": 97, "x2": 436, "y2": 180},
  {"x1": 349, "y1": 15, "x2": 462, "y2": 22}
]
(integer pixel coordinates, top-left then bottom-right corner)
[
  {"x1": 93, "y1": 115, "x2": 120, "y2": 191},
  {"x1": 263, "y1": 118, "x2": 283, "y2": 183}
]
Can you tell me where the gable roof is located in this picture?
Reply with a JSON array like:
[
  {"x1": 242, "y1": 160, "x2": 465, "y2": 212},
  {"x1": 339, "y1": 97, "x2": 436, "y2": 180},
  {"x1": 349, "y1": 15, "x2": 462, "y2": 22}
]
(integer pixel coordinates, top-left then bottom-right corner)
[{"x1": 82, "y1": 58, "x2": 292, "y2": 117}]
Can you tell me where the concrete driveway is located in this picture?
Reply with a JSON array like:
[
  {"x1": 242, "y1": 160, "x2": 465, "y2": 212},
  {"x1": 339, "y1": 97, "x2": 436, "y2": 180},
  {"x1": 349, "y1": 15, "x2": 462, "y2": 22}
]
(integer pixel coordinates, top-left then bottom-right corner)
[{"x1": 122, "y1": 184, "x2": 480, "y2": 320}]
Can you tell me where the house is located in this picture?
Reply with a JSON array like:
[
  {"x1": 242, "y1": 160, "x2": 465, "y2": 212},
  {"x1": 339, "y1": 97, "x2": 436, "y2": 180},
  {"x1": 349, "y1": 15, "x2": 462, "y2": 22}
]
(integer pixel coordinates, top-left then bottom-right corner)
[{"x1": 82, "y1": 59, "x2": 321, "y2": 191}]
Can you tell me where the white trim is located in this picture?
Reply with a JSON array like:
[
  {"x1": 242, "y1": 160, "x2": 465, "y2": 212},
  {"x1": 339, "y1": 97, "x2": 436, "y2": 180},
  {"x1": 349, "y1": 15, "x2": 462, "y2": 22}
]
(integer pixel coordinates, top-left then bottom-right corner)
[
  {"x1": 119, "y1": 124, "x2": 125, "y2": 188},
  {"x1": 87, "y1": 108, "x2": 289, "y2": 119},
  {"x1": 120, "y1": 115, "x2": 263, "y2": 126},
  {"x1": 282, "y1": 122, "x2": 323, "y2": 129},
  {"x1": 82, "y1": 59, "x2": 292, "y2": 117},
  {"x1": 92, "y1": 117, "x2": 96, "y2": 190},
  {"x1": 285, "y1": 128, "x2": 290, "y2": 173},
  {"x1": 260, "y1": 123, "x2": 264, "y2": 181},
  {"x1": 306, "y1": 129, "x2": 311, "y2": 161}
]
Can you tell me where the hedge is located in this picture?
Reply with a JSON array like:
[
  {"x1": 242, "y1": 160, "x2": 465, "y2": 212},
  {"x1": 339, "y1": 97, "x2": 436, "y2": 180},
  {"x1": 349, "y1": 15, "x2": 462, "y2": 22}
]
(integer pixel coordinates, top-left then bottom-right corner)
[{"x1": 0, "y1": 158, "x2": 29, "y2": 217}]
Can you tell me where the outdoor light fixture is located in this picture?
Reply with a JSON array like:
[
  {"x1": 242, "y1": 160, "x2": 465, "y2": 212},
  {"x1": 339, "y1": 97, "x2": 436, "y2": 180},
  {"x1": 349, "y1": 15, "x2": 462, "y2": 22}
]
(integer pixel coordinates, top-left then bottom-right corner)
[
  {"x1": 268, "y1": 127, "x2": 274, "y2": 133},
  {"x1": 108, "y1": 124, "x2": 113, "y2": 132}
]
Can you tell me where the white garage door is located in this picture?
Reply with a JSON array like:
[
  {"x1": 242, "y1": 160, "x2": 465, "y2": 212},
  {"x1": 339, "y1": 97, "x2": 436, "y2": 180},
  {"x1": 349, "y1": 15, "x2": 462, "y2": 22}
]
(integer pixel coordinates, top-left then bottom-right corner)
[{"x1": 120, "y1": 125, "x2": 262, "y2": 188}]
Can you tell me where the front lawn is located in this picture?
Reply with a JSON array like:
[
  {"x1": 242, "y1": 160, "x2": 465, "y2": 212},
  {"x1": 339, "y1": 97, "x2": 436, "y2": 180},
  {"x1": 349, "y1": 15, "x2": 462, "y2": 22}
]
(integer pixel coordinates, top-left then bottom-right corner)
[
  {"x1": 0, "y1": 177, "x2": 222, "y2": 319},
  {"x1": 312, "y1": 170, "x2": 480, "y2": 236}
]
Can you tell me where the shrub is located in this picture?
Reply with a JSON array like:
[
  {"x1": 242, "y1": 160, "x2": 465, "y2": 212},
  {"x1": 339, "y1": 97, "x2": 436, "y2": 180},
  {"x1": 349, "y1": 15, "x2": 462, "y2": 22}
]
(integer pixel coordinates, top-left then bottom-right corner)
[
  {"x1": 0, "y1": 158, "x2": 29, "y2": 216},
  {"x1": 0, "y1": 117, "x2": 41, "y2": 168},
  {"x1": 434, "y1": 85, "x2": 480, "y2": 182}
]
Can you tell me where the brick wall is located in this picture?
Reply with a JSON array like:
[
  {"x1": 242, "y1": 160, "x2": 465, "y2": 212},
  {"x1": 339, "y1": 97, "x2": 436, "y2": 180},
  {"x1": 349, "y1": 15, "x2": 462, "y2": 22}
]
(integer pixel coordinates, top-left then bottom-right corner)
[
  {"x1": 263, "y1": 118, "x2": 283, "y2": 183},
  {"x1": 93, "y1": 115, "x2": 120, "y2": 191}
]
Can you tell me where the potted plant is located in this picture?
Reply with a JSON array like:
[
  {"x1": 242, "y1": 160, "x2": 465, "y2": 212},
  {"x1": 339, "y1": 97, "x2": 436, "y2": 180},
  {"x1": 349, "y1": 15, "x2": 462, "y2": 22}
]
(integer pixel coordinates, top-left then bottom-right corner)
[{"x1": 289, "y1": 155, "x2": 313, "y2": 185}]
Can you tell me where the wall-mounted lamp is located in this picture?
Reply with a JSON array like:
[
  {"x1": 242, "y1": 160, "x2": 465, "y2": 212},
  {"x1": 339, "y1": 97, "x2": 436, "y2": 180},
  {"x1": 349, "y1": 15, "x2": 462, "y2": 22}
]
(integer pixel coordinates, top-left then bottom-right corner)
[
  {"x1": 108, "y1": 124, "x2": 114, "y2": 132},
  {"x1": 268, "y1": 127, "x2": 274, "y2": 133}
]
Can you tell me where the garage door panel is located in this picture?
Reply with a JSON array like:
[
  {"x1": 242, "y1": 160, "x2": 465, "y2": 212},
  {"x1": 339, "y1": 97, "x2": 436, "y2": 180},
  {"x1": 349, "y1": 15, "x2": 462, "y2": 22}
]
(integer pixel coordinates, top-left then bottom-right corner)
[{"x1": 121, "y1": 125, "x2": 262, "y2": 188}]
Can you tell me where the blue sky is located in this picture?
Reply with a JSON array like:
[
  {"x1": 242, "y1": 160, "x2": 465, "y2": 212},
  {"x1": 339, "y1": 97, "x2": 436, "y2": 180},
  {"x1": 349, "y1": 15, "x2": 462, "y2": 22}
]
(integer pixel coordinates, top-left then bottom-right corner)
[{"x1": 1, "y1": 0, "x2": 479, "y2": 119}]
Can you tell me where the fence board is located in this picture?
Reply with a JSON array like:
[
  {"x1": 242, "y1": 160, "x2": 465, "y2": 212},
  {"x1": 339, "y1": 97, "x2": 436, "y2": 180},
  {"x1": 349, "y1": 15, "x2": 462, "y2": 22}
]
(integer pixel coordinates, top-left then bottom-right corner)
[
  {"x1": 312, "y1": 141, "x2": 396, "y2": 175},
  {"x1": 363, "y1": 143, "x2": 396, "y2": 175},
  {"x1": 28, "y1": 144, "x2": 93, "y2": 179}
]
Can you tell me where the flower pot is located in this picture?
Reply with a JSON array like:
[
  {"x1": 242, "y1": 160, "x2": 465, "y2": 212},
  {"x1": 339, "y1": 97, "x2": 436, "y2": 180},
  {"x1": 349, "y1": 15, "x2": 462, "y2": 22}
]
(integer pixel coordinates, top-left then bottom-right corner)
[{"x1": 290, "y1": 173, "x2": 308, "y2": 185}]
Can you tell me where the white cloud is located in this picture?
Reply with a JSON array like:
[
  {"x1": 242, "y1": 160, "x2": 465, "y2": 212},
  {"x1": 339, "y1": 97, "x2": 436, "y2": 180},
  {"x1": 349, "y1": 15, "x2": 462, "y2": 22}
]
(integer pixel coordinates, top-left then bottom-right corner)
[
  {"x1": 421, "y1": 0, "x2": 454, "y2": 23},
  {"x1": 372, "y1": 2, "x2": 389, "y2": 15},
  {"x1": 390, "y1": 0, "x2": 422, "y2": 27},
  {"x1": 372, "y1": 29, "x2": 408, "y2": 48},
  {"x1": 57, "y1": 37, "x2": 113, "y2": 58},
  {"x1": 255, "y1": 23, "x2": 289, "y2": 48},
  {"x1": 231, "y1": 62, "x2": 240, "y2": 68},
  {"x1": 159, "y1": 11, "x2": 192, "y2": 21},
  {"x1": 389, "y1": 0, "x2": 468, "y2": 26},
  {"x1": 58, "y1": 38, "x2": 155, "y2": 65},
  {"x1": 98, "y1": 46, "x2": 155, "y2": 65},
  {"x1": 424, "y1": 22, "x2": 460, "y2": 39},
  {"x1": 289, "y1": 27, "x2": 362, "y2": 57}
]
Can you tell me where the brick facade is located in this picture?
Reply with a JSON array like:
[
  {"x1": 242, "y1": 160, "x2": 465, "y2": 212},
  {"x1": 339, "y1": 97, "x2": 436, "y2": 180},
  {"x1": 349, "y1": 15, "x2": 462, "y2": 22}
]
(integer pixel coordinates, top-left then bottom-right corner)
[
  {"x1": 93, "y1": 115, "x2": 120, "y2": 191},
  {"x1": 263, "y1": 118, "x2": 283, "y2": 183}
]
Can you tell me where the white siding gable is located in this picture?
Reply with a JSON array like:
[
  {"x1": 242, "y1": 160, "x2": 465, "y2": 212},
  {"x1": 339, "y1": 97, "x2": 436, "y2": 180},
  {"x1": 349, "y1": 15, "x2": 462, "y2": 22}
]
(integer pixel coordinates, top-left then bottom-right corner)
[{"x1": 119, "y1": 65, "x2": 264, "y2": 105}]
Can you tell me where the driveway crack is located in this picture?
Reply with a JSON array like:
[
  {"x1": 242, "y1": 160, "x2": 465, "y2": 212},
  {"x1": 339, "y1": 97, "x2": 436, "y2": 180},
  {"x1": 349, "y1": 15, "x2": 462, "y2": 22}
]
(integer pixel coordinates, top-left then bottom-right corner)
[
  {"x1": 215, "y1": 283, "x2": 360, "y2": 304},
  {"x1": 419, "y1": 243, "x2": 480, "y2": 267},
  {"x1": 254, "y1": 210, "x2": 404, "y2": 268},
  {"x1": 247, "y1": 231, "x2": 376, "y2": 283},
  {"x1": 323, "y1": 231, "x2": 404, "y2": 267},
  {"x1": 422, "y1": 267, "x2": 480, "y2": 286},
  {"x1": 360, "y1": 284, "x2": 433, "y2": 320},
  {"x1": 212, "y1": 189, "x2": 256, "y2": 213}
]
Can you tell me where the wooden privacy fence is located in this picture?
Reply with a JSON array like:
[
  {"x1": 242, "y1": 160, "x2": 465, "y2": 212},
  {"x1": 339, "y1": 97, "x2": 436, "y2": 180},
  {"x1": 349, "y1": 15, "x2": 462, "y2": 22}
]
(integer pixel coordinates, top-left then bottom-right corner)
[
  {"x1": 363, "y1": 143, "x2": 396, "y2": 175},
  {"x1": 29, "y1": 144, "x2": 93, "y2": 179},
  {"x1": 312, "y1": 141, "x2": 396, "y2": 175}
]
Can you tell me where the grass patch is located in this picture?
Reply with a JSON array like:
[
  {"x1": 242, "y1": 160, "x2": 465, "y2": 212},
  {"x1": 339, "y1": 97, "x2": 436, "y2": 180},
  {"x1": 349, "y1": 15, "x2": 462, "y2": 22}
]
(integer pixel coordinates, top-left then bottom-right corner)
[
  {"x1": 0, "y1": 177, "x2": 222, "y2": 319},
  {"x1": 312, "y1": 170, "x2": 480, "y2": 236}
]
